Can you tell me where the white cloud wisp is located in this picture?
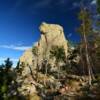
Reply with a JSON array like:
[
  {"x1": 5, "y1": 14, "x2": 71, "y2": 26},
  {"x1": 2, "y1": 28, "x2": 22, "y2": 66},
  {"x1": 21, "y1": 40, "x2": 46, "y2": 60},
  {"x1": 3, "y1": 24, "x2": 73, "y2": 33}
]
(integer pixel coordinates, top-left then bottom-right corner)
[{"x1": 0, "y1": 45, "x2": 31, "y2": 51}]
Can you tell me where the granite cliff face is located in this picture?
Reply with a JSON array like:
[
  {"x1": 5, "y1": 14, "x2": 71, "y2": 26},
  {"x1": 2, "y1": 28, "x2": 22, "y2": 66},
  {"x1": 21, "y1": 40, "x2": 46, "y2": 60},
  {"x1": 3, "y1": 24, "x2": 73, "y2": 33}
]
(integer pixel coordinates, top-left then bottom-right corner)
[{"x1": 17, "y1": 22, "x2": 69, "y2": 97}]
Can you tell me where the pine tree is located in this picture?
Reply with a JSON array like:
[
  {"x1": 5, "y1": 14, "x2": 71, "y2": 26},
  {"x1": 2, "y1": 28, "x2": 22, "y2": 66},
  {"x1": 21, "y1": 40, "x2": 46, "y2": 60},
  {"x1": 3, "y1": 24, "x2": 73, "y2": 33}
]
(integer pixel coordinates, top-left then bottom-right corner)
[
  {"x1": 78, "y1": 6, "x2": 94, "y2": 86},
  {"x1": 50, "y1": 46, "x2": 66, "y2": 80},
  {"x1": 4, "y1": 58, "x2": 13, "y2": 72},
  {"x1": 0, "y1": 58, "x2": 14, "y2": 99}
]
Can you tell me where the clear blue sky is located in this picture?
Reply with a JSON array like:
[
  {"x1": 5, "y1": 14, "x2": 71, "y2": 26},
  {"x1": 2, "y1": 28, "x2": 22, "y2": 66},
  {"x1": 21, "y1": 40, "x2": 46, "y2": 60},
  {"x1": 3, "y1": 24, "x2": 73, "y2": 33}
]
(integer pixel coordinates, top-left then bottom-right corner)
[{"x1": 0, "y1": 0, "x2": 96, "y2": 67}]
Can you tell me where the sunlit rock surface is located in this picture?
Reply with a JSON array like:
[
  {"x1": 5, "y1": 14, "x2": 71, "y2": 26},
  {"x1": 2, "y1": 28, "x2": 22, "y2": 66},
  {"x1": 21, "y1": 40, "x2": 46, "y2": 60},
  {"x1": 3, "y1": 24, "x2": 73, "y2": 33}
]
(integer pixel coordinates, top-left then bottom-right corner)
[
  {"x1": 20, "y1": 22, "x2": 69, "y2": 69},
  {"x1": 17, "y1": 22, "x2": 69, "y2": 97}
]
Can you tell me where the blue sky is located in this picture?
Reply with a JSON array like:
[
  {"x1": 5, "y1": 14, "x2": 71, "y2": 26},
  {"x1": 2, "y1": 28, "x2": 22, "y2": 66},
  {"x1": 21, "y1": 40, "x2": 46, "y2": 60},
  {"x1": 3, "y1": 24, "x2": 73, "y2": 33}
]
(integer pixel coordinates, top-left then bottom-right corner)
[{"x1": 0, "y1": 0, "x2": 97, "y2": 67}]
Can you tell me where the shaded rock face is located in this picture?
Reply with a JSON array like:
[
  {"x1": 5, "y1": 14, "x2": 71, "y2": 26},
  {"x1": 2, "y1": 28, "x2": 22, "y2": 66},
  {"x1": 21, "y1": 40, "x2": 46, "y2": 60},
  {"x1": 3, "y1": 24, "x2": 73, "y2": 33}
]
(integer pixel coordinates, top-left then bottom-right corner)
[{"x1": 18, "y1": 22, "x2": 69, "y2": 97}]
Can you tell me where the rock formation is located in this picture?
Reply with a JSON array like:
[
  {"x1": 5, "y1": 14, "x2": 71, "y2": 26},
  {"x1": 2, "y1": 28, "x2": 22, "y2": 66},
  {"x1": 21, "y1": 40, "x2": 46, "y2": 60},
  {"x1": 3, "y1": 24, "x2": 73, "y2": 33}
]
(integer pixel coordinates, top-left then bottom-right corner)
[
  {"x1": 17, "y1": 22, "x2": 69, "y2": 98},
  {"x1": 20, "y1": 22, "x2": 69, "y2": 70}
]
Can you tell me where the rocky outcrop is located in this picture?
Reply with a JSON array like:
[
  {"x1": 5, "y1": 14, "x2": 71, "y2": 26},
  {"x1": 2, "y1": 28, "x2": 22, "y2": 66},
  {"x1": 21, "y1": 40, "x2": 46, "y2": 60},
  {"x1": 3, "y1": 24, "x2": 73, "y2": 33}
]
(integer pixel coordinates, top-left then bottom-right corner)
[
  {"x1": 20, "y1": 22, "x2": 69, "y2": 70},
  {"x1": 17, "y1": 22, "x2": 69, "y2": 98}
]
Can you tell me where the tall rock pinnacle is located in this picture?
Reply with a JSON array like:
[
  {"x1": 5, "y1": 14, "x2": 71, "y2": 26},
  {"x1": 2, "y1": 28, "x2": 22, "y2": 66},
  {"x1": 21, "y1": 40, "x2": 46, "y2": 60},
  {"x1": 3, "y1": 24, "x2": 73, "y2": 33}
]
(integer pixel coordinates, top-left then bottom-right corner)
[
  {"x1": 20, "y1": 22, "x2": 69, "y2": 72},
  {"x1": 17, "y1": 23, "x2": 69, "y2": 96}
]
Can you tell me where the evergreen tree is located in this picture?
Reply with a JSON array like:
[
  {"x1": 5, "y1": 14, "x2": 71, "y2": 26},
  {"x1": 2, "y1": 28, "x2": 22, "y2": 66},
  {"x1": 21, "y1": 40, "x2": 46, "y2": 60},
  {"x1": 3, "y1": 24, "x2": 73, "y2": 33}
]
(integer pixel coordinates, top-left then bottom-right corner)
[
  {"x1": 0, "y1": 58, "x2": 14, "y2": 99},
  {"x1": 16, "y1": 61, "x2": 20, "y2": 71},
  {"x1": 15, "y1": 61, "x2": 23, "y2": 74},
  {"x1": 77, "y1": 6, "x2": 94, "y2": 86},
  {"x1": 97, "y1": 0, "x2": 100, "y2": 14},
  {"x1": 50, "y1": 46, "x2": 66, "y2": 80},
  {"x1": 4, "y1": 58, "x2": 13, "y2": 72}
]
